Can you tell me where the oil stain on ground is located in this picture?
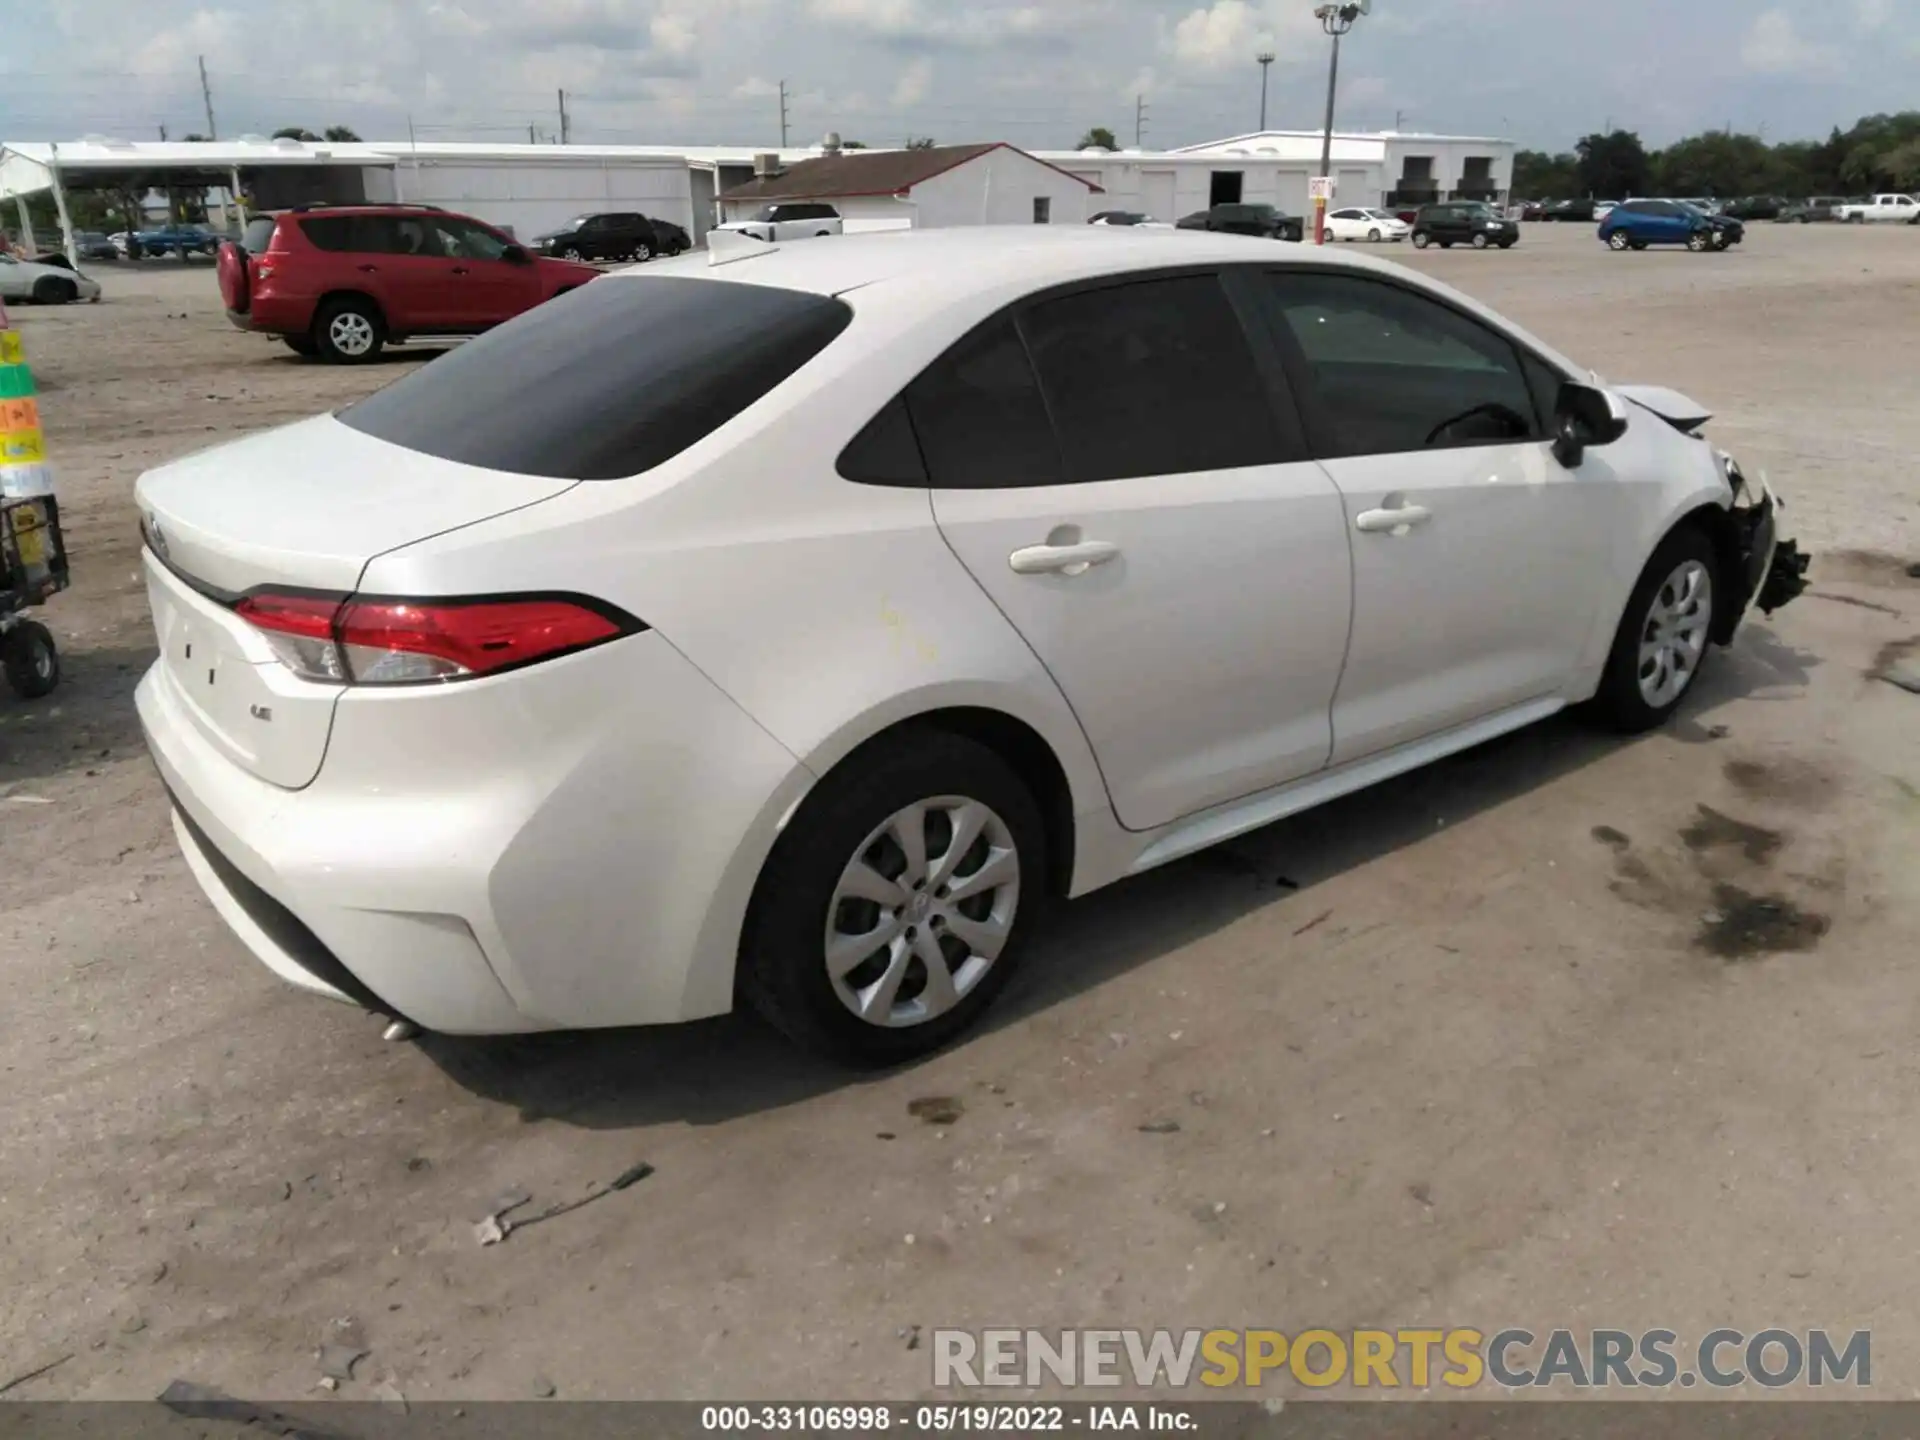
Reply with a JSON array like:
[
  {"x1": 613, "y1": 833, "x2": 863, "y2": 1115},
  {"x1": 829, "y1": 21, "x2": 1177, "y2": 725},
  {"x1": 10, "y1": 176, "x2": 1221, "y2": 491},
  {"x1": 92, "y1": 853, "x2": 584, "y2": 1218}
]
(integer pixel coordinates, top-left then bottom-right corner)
[
  {"x1": 1722, "y1": 757, "x2": 1836, "y2": 809},
  {"x1": 1682, "y1": 804, "x2": 1784, "y2": 866},
  {"x1": 1696, "y1": 883, "x2": 1830, "y2": 961}
]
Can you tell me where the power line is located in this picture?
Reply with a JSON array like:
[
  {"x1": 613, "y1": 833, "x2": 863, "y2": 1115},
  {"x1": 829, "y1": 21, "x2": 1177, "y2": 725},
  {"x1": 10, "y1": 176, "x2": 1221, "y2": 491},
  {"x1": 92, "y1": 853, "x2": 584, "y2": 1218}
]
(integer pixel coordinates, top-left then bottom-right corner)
[{"x1": 1135, "y1": 93, "x2": 1149, "y2": 147}]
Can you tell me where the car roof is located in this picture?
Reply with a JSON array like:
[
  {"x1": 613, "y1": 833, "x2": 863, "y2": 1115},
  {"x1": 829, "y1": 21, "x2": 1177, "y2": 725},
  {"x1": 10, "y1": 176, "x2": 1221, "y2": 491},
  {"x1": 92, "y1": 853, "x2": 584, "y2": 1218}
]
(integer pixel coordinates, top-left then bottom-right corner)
[{"x1": 599, "y1": 224, "x2": 1503, "y2": 308}]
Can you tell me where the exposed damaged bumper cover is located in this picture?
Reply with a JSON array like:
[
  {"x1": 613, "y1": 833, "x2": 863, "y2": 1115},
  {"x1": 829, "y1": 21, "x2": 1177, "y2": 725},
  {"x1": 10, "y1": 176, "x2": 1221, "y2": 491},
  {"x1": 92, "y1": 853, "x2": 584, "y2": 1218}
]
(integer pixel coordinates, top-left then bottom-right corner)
[{"x1": 1723, "y1": 454, "x2": 1809, "y2": 622}]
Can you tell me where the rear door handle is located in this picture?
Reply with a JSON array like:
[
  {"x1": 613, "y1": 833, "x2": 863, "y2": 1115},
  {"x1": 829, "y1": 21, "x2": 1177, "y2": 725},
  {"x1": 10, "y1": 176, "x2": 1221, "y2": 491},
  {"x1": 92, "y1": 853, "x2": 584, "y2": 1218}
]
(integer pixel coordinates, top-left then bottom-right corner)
[
  {"x1": 1008, "y1": 540, "x2": 1121, "y2": 576},
  {"x1": 451, "y1": 266, "x2": 471, "y2": 275},
  {"x1": 357, "y1": 264, "x2": 379, "y2": 273},
  {"x1": 1354, "y1": 504, "x2": 1432, "y2": 534}
]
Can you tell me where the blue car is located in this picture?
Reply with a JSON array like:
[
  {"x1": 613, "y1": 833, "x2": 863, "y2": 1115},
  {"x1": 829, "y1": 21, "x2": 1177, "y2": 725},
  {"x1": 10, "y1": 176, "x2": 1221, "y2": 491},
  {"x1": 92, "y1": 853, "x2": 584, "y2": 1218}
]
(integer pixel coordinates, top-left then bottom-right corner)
[{"x1": 1598, "y1": 200, "x2": 1744, "y2": 252}]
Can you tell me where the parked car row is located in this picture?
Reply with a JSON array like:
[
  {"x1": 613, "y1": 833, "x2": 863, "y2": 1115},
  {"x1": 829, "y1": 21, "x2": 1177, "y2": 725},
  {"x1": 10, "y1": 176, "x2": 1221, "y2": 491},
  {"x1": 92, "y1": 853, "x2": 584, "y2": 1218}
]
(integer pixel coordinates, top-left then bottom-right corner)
[{"x1": 1175, "y1": 204, "x2": 1306, "y2": 241}]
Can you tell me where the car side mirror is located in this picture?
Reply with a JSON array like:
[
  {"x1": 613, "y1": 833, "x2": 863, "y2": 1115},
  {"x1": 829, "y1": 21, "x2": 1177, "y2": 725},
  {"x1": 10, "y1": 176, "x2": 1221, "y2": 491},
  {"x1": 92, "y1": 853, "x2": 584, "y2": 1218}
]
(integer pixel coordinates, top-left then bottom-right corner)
[
  {"x1": 1551, "y1": 381, "x2": 1630, "y2": 467},
  {"x1": 502, "y1": 244, "x2": 531, "y2": 264}
]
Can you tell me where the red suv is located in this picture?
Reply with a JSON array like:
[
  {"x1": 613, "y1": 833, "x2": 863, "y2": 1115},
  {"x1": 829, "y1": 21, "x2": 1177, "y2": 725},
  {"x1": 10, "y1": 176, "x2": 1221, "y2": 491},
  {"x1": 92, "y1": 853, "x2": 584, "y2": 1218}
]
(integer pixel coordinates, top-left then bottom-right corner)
[{"x1": 218, "y1": 204, "x2": 600, "y2": 363}]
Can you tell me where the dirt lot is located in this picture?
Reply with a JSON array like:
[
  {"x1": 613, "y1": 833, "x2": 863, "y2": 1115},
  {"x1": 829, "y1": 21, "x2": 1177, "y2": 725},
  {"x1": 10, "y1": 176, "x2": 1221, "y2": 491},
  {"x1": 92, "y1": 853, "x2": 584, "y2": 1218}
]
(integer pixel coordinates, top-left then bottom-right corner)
[{"x1": 1, "y1": 225, "x2": 1917, "y2": 1405}]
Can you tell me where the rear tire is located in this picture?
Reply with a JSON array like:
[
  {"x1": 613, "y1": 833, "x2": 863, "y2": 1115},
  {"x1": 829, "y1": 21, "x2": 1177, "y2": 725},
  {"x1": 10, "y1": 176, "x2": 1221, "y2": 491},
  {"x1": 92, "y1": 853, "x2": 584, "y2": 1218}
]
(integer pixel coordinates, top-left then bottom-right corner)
[
  {"x1": 2, "y1": 621, "x2": 60, "y2": 700},
  {"x1": 740, "y1": 728, "x2": 1048, "y2": 1067},
  {"x1": 1591, "y1": 525, "x2": 1718, "y2": 733},
  {"x1": 633, "y1": 241, "x2": 653, "y2": 261},
  {"x1": 312, "y1": 297, "x2": 385, "y2": 365},
  {"x1": 1412, "y1": 232, "x2": 1431, "y2": 249},
  {"x1": 1608, "y1": 231, "x2": 1630, "y2": 251},
  {"x1": 560, "y1": 245, "x2": 586, "y2": 260},
  {"x1": 1687, "y1": 231, "x2": 1710, "y2": 252},
  {"x1": 1367, "y1": 227, "x2": 1381, "y2": 241}
]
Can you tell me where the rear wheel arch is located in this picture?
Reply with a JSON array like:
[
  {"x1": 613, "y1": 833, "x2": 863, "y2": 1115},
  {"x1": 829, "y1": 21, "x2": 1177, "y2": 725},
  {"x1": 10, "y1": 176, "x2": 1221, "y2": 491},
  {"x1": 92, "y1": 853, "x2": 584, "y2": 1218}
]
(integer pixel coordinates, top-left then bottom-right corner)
[
  {"x1": 795, "y1": 707, "x2": 1078, "y2": 902},
  {"x1": 313, "y1": 288, "x2": 386, "y2": 329}
]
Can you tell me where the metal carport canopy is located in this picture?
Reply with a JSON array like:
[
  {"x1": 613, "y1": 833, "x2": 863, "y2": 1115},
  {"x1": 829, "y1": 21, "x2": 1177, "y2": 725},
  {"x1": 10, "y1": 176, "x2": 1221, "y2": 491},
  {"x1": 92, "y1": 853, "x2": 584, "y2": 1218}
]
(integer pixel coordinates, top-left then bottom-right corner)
[{"x1": 0, "y1": 137, "x2": 396, "y2": 261}]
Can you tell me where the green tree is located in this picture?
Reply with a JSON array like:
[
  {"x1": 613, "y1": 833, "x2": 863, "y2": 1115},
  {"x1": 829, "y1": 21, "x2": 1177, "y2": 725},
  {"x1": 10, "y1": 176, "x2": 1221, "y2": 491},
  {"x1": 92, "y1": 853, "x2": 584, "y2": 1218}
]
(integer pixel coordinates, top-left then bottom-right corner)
[
  {"x1": 272, "y1": 126, "x2": 321, "y2": 141},
  {"x1": 1076, "y1": 127, "x2": 1119, "y2": 151},
  {"x1": 1513, "y1": 149, "x2": 1579, "y2": 198},
  {"x1": 1575, "y1": 129, "x2": 1651, "y2": 199},
  {"x1": 905, "y1": 135, "x2": 936, "y2": 149},
  {"x1": 841, "y1": 140, "x2": 868, "y2": 149},
  {"x1": 1650, "y1": 131, "x2": 1774, "y2": 199},
  {"x1": 323, "y1": 126, "x2": 363, "y2": 142}
]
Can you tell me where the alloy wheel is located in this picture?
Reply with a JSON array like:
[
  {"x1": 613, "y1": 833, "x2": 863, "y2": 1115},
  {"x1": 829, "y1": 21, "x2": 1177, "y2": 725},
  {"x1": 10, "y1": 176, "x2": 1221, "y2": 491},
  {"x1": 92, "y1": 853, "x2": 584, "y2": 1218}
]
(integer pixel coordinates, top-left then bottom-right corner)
[
  {"x1": 1637, "y1": 559, "x2": 1713, "y2": 708},
  {"x1": 329, "y1": 312, "x2": 375, "y2": 357},
  {"x1": 825, "y1": 796, "x2": 1021, "y2": 1029}
]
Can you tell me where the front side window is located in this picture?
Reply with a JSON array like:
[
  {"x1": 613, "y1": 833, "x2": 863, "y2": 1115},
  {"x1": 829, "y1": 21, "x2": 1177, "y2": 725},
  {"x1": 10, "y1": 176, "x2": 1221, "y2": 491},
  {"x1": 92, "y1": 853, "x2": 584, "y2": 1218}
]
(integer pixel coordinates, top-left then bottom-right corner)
[
  {"x1": 365, "y1": 216, "x2": 442, "y2": 257},
  {"x1": 1261, "y1": 272, "x2": 1538, "y2": 458},
  {"x1": 433, "y1": 218, "x2": 511, "y2": 260},
  {"x1": 1018, "y1": 274, "x2": 1287, "y2": 483}
]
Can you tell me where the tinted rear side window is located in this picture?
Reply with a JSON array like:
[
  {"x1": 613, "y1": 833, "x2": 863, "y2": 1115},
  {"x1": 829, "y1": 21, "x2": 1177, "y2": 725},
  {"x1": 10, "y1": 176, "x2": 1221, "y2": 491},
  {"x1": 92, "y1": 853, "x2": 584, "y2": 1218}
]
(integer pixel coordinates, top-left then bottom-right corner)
[
  {"x1": 1020, "y1": 275, "x2": 1286, "y2": 482},
  {"x1": 339, "y1": 277, "x2": 853, "y2": 480},
  {"x1": 298, "y1": 216, "x2": 354, "y2": 251},
  {"x1": 245, "y1": 217, "x2": 280, "y2": 251},
  {"x1": 904, "y1": 317, "x2": 1063, "y2": 488}
]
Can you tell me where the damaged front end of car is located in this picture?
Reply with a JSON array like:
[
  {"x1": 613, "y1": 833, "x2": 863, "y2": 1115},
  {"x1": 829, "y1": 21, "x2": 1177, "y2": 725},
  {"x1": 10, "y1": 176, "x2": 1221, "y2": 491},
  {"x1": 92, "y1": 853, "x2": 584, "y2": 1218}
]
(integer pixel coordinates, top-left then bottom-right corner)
[{"x1": 1719, "y1": 449, "x2": 1810, "y2": 626}]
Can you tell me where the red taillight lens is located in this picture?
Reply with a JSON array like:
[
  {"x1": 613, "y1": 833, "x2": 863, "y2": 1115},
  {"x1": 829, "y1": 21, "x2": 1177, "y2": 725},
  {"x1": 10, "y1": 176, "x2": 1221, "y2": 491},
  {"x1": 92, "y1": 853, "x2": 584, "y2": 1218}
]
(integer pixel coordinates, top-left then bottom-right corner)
[{"x1": 236, "y1": 591, "x2": 638, "y2": 686}]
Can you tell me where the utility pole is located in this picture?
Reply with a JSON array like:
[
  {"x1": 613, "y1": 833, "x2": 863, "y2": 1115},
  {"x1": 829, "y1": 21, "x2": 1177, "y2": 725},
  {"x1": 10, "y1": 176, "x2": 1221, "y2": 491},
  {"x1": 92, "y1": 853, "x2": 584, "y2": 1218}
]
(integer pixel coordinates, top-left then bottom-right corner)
[
  {"x1": 1394, "y1": 108, "x2": 1406, "y2": 131},
  {"x1": 1134, "y1": 93, "x2": 1149, "y2": 148},
  {"x1": 1312, "y1": 1, "x2": 1368, "y2": 245},
  {"x1": 198, "y1": 54, "x2": 218, "y2": 139},
  {"x1": 158, "y1": 124, "x2": 169, "y2": 141},
  {"x1": 778, "y1": 80, "x2": 791, "y2": 148},
  {"x1": 558, "y1": 89, "x2": 571, "y2": 143},
  {"x1": 1257, "y1": 53, "x2": 1274, "y2": 132},
  {"x1": 529, "y1": 122, "x2": 537, "y2": 144}
]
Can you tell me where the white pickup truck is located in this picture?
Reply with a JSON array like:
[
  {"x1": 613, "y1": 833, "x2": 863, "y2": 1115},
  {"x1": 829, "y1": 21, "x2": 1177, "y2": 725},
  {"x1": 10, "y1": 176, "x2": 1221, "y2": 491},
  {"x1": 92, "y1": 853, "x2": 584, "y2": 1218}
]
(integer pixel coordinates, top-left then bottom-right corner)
[{"x1": 1832, "y1": 193, "x2": 1920, "y2": 224}]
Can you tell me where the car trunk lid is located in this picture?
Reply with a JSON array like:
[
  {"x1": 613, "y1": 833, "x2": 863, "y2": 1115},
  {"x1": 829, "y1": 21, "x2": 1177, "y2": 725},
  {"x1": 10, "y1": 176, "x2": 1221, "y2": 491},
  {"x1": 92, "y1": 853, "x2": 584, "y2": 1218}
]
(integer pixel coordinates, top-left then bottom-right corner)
[{"x1": 136, "y1": 414, "x2": 576, "y2": 788}]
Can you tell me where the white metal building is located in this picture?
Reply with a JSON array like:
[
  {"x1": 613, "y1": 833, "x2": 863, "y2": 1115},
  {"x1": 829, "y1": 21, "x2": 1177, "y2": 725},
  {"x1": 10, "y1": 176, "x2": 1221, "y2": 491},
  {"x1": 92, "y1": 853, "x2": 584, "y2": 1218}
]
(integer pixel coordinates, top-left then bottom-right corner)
[
  {"x1": 716, "y1": 144, "x2": 1103, "y2": 231},
  {"x1": 357, "y1": 142, "x2": 693, "y2": 241},
  {"x1": 1033, "y1": 129, "x2": 1515, "y2": 222}
]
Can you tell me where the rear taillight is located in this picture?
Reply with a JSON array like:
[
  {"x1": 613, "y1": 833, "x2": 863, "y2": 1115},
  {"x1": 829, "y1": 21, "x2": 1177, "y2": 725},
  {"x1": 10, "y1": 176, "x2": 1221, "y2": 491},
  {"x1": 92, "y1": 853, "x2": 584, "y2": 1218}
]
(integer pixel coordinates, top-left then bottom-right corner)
[{"x1": 235, "y1": 591, "x2": 640, "y2": 685}]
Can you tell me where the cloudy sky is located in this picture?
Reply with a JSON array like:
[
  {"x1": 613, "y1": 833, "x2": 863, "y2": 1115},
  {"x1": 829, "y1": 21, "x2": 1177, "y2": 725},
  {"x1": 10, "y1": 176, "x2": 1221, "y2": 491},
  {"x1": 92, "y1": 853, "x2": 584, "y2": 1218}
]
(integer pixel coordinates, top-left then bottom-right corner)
[{"x1": 3, "y1": 0, "x2": 1914, "y2": 153}]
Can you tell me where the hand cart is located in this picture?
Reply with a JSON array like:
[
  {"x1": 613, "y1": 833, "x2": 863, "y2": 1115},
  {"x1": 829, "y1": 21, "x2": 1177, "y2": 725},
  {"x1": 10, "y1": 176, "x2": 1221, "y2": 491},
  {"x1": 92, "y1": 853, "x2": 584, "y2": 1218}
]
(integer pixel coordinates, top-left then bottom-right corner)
[{"x1": 1, "y1": 495, "x2": 67, "y2": 698}]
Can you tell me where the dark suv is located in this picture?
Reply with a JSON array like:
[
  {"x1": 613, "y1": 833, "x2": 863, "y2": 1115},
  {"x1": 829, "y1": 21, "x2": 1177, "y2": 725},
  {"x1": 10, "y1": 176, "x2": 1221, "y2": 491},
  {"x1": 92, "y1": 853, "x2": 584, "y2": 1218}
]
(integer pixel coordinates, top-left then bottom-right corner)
[
  {"x1": 218, "y1": 203, "x2": 599, "y2": 363},
  {"x1": 1411, "y1": 202, "x2": 1519, "y2": 250},
  {"x1": 531, "y1": 212, "x2": 686, "y2": 262},
  {"x1": 1175, "y1": 203, "x2": 1304, "y2": 242}
]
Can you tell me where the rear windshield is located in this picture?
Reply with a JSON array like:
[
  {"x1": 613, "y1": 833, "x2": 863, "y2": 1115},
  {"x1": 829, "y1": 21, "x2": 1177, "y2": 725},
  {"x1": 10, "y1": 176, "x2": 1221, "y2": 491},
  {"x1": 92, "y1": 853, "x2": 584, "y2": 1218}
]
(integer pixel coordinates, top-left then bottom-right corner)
[{"x1": 338, "y1": 276, "x2": 853, "y2": 480}]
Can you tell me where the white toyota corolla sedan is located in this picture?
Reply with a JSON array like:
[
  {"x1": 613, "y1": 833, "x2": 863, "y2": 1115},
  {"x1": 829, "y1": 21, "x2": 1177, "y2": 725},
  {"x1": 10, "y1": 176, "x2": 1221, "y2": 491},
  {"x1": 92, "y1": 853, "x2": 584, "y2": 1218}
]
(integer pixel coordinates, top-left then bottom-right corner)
[{"x1": 135, "y1": 227, "x2": 1808, "y2": 1065}]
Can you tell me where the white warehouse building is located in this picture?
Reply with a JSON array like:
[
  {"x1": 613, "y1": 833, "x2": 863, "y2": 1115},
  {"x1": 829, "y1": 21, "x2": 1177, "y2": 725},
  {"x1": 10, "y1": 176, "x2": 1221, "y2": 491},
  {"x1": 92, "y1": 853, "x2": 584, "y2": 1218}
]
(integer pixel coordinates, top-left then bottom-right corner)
[{"x1": 1036, "y1": 130, "x2": 1516, "y2": 222}]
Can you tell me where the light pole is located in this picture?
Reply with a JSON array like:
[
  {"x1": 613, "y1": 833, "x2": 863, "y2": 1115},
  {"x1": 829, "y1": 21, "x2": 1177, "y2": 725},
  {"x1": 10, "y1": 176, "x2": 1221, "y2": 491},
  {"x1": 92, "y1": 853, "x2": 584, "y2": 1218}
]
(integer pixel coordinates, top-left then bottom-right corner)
[
  {"x1": 1257, "y1": 52, "x2": 1275, "y2": 132},
  {"x1": 1311, "y1": 0, "x2": 1369, "y2": 245}
]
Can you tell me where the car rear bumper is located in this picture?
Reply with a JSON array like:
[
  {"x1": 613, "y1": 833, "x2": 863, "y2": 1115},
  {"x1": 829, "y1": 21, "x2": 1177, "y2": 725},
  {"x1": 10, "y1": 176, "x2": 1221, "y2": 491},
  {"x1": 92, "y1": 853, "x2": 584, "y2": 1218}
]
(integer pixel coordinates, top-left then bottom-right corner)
[{"x1": 137, "y1": 629, "x2": 814, "y2": 1035}]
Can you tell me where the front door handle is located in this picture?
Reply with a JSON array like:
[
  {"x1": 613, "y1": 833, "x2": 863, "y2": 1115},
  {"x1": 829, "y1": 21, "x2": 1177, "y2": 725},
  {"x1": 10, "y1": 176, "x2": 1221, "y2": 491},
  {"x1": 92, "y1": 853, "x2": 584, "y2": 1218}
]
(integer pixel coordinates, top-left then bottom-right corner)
[
  {"x1": 1008, "y1": 539, "x2": 1121, "y2": 576},
  {"x1": 451, "y1": 265, "x2": 471, "y2": 275},
  {"x1": 1354, "y1": 503, "x2": 1432, "y2": 534},
  {"x1": 357, "y1": 264, "x2": 379, "y2": 273}
]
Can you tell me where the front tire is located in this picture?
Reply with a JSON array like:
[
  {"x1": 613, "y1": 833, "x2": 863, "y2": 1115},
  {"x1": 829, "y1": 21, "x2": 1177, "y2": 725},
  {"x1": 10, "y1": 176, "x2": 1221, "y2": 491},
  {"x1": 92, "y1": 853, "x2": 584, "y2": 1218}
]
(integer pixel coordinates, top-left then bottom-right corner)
[
  {"x1": 1471, "y1": 232, "x2": 1490, "y2": 250},
  {"x1": 31, "y1": 277, "x2": 77, "y2": 304},
  {"x1": 1608, "y1": 231, "x2": 1630, "y2": 251},
  {"x1": 1687, "y1": 231, "x2": 1710, "y2": 252},
  {"x1": 2, "y1": 621, "x2": 60, "y2": 699},
  {"x1": 312, "y1": 297, "x2": 385, "y2": 364},
  {"x1": 1367, "y1": 228, "x2": 1381, "y2": 242},
  {"x1": 1591, "y1": 526, "x2": 1718, "y2": 732},
  {"x1": 740, "y1": 729, "x2": 1047, "y2": 1067}
]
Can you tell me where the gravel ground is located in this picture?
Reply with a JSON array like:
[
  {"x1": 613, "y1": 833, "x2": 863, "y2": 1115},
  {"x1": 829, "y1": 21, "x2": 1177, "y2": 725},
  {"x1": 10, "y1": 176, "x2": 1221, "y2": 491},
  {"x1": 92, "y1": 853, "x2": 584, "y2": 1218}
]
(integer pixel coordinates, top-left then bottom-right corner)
[{"x1": 0, "y1": 224, "x2": 1916, "y2": 1407}]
